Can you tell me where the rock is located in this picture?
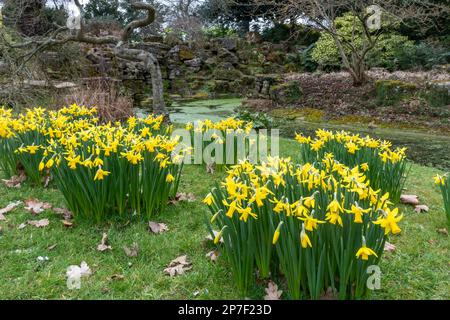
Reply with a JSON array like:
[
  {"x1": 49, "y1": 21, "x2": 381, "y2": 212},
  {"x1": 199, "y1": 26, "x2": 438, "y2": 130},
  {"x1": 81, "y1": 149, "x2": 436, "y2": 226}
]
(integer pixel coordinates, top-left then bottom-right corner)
[
  {"x1": 269, "y1": 81, "x2": 302, "y2": 105},
  {"x1": 184, "y1": 58, "x2": 202, "y2": 72},
  {"x1": 0, "y1": 60, "x2": 10, "y2": 74},
  {"x1": 215, "y1": 64, "x2": 243, "y2": 81},
  {"x1": 375, "y1": 80, "x2": 417, "y2": 105},
  {"x1": 217, "y1": 37, "x2": 238, "y2": 51},
  {"x1": 179, "y1": 48, "x2": 195, "y2": 61},
  {"x1": 217, "y1": 48, "x2": 239, "y2": 65}
]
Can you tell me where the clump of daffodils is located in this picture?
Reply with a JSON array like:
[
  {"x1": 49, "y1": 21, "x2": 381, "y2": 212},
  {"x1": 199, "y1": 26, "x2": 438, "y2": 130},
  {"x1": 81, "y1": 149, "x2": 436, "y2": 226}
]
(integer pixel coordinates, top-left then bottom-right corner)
[
  {"x1": 295, "y1": 129, "x2": 408, "y2": 201},
  {"x1": 0, "y1": 104, "x2": 187, "y2": 222},
  {"x1": 434, "y1": 174, "x2": 449, "y2": 224},
  {"x1": 185, "y1": 117, "x2": 254, "y2": 167},
  {"x1": 205, "y1": 156, "x2": 402, "y2": 299}
]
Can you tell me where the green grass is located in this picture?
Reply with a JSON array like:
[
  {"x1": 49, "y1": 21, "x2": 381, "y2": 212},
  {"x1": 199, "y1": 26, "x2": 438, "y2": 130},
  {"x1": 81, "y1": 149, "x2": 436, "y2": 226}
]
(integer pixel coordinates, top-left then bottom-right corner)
[{"x1": 0, "y1": 138, "x2": 448, "y2": 300}]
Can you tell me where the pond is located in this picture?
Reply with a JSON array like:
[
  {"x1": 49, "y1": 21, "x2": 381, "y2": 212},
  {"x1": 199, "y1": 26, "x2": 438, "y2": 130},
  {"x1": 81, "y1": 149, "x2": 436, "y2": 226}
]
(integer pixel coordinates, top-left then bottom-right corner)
[{"x1": 136, "y1": 98, "x2": 450, "y2": 171}]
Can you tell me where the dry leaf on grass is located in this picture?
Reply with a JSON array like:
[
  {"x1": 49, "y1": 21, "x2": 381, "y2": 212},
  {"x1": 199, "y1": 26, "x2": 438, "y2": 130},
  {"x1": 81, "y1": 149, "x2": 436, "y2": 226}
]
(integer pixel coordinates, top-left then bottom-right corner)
[
  {"x1": 320, "y1": 287, "x2": 338, "y2": 300},
  {"x1": 264, "y1": 281, "x2": 282, "y2": 300},
  {"x1": 66, "y1": 261, "x2": 92, "y2": 280},
  {"x1": 206, "y1": 163, "x2": 215, "y2": 174},
  {"x1": 2, "y1": 172, "x2": 26, "y2": 188},
  {"x1": 53, "y1": 208, "x2": 73, "y2": 220},
  {"x1": 24, "y1": 199, "x2": 52, "y2": 215},
  {"x1": 27, "y1": 219, "x2": 49, "y2": 228},
  {"x1": 400, "y1": 194, "x2": 420, "y2": 206},
  {"x1": 47, "y1": 244, "x2": 57, "y2": 251},
  {"x1": 414, "y1": 205, "x2": 429, "y2": 213},
  {"x1": 18, "y1": 222, "x2": 27, "y2": 230},
  {"x1": 437, "y1": 228, "x2": 448, "y2": 236},
  {"x1": 61, "y1": 220, "x2": 74, "y2": 228},
  {"x1": 169, "y1": 192, "x2": 196, "y2": 205},
  {"x1": 164, "y1": 255, "x2": 192, "y2": 277},
  {"x1": 384, "y1": 242, "x2": 396, "y2": 252},
  {"x1": 205, "y1": 250, "x2": 220, "y2": 262},
  {"x1": 148, "y1": 221, "x2": 169, "y2": 234},
  {"x1": 97, "y1": 233, "x2": 112, "y2": 252},
  {"x1": 123, "y1": 243, "x2": 139, "y2": 257},
  {"x1": 0, "y1": 201, "x2": 22, "y2": 221},
  {"x1": 107, "y1": 274, "x2": 125, "y2": 281}
]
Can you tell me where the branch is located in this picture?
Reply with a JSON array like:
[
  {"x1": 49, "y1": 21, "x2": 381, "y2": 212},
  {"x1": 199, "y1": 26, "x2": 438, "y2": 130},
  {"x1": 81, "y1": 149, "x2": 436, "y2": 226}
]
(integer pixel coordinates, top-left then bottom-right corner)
[{"x1": 122, "y1": 2, "x2": 156, "y2": 42}]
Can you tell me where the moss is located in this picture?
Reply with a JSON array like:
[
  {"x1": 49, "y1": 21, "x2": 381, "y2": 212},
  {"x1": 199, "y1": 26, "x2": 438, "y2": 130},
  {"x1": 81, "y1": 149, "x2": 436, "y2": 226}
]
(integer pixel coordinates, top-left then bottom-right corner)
[
  {"x1": 331, "y1": 115, "x2": 374, "y2": 125},
  {"x1": 179, "y1": 48, "x2": 195, "y2": 61},
  {"x1": 269, "y1": 81, "x2": 302, "y2": 105},
  {"x1": 375, "y1": 80, "x2": 417, "y2": 106},
  {"x1": 192, "y1": 91, "x2": 210, "y2": 100},
  {"x1": 270, "y1": 107, "x2": 324, "y2": 122}
]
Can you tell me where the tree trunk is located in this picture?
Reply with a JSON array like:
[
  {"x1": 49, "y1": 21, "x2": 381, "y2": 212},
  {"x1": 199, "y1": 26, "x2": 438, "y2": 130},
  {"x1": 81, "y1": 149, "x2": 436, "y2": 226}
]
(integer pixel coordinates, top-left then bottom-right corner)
[
  {"x1": 117, "y1": 48, "x2": 169, "y2": 121},
  {"x1": 349, "y1": 56, "x2": 368, "y2": 87},
  {"x1": 144, "y1": 52, "x2": 169, "y2": 121}
]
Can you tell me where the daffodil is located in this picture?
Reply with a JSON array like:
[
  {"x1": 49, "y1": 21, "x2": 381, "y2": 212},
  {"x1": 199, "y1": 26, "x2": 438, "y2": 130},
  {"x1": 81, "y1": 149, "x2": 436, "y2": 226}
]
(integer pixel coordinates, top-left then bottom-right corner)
[
  {"x1": 346, "y1": 203, "x2": 371, "y2": 223},
  {"x1": 356, "y1": 237, "x2": 378, "y2": 260},
  {"x1": 94, "y1": 167, "x2": 110, "y2": 181},
  {"x1": 203, "y1": 193, "x2": 214, "y2": 206},
  {"x1": 300, "y1": 224, "x2": 312, "y2": 248},
  {"x1": 373, "y1": 208, "x2": 403, "y2": 235},
  {"x1": 166, "y1": 173, "x2": 175, "y2": 183}
]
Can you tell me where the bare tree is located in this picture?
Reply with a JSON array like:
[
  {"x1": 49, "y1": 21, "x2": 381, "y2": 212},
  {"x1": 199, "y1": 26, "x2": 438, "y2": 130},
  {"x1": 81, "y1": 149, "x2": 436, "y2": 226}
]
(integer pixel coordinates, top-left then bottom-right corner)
[
  {"x1": 1, "y1": 0, "x2": 169, "y2": 119},
  {"x1": 264, "y1": 0, "x2": 448, "y2": 86}
]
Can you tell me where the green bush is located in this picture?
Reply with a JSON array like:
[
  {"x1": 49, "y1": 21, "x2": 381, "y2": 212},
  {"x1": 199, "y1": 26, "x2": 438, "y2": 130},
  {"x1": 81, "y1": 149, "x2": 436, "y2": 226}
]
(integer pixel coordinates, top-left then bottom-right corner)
[
  {"x1": 311, "y1": 14, "x2": 416, "y2": 71},
  {"x1": 393, "y1": 42, "x2": 450, "y2": 70}
]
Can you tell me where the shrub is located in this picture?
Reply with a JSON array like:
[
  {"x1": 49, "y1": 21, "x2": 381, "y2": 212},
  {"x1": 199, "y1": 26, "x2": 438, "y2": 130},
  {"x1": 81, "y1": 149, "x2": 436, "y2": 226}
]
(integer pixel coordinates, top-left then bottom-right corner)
[
  {"x1": 295, "y1": 130, "x2": 409, "y2": 202},
  {"x1": 311, "y1": 14, "x2": 415, "y2": 71},
  {"x1": 205, "y1": 157, "x2": 402, "y2": 298},
  {"x1": 435, "y1": 174, "x2": 450, "y2": 224}
]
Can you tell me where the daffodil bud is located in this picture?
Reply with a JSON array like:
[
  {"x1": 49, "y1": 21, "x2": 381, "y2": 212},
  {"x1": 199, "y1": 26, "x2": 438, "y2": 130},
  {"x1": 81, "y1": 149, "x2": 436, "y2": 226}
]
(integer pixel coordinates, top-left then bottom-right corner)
[{"x1": 272, "y1": 221, "x2": 284, "y2": 245}]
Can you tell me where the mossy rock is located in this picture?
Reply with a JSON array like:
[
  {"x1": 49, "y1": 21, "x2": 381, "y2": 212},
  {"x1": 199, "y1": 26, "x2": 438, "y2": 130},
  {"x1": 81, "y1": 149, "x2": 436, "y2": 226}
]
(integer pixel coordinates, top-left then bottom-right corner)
[
  {"x1": 214, "y1": 66, "x2": 244, "y2": 81},
  {"x1": 179, "y1": 48, "x2": 195, "y2": 61},
  {"x1": 375, "y1": 80, "x2": 417, "y2": 105},
  {"x1": 205, "y1": 80, "x2": 231, "y2": 94},
  {"x1": 269, "y1": 81, "x2": 302, "y2": 105}
]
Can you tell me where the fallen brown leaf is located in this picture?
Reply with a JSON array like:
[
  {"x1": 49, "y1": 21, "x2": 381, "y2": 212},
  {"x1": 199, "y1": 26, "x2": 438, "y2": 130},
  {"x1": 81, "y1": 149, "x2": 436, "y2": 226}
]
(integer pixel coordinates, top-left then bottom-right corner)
[
  {"x1": 97, "y1": 233, "x2": 112, "y2": 252},
  {"x1": 27, "y1": 219, "x2": 49, "y2": 228},
  {"x1": 18, "y1": 222, "x2": 27, "y2": 230},
  {"x1": 164, "y1": 255, "x2": 192, "y2": 277},
  {"x1": 61, "y1": 220, "x2": 74, "y2": 228},
  {"x1": 47, "y1": 244, "x2": 57, "y2": 251},
  {"x1": 320, "y1": 287, "x2": 338, "y2": 300},
  {"x1": 384, "y1": 242, "x2": 396, "y2": 252},
  {"x1": 2, "y1": 172, "x2": 26, "y2": 188},
  {"x1": 414, "y1": 205, "x2": 429, "y2": 213},
  {"x1": 205, "y1": 250, "x2": 220, "y2": 262},
  {"x1": 169, "y1": 192, "x2": 197, "y2": 205},
  {"x1": 24, "y1": 199, "x2": 52, "y2": 215},
  {"x1": 264, "y1": 281, "x2": 282, "y2": 300},
  {"x1": 0, "y1": 201, "x2": 22, "y2": 221},
  {"x1": 148, "y1": 221, "x2": 169, "y2": 234},
  {"x1": 107, "y1": 274, "x2": 125, "y2": 281},
  {"x1": 53, "y1": 208, "x2": 73, "y2": 220},
  {"x1": 400, "y1": 194, "x2": 420, "y2": 206},
  {"x1": 123, "y1": 242, "x2": 139, "y2": 257},
  {"x1": 437, "y1": 228, "x2": 448, "y2": 236}
]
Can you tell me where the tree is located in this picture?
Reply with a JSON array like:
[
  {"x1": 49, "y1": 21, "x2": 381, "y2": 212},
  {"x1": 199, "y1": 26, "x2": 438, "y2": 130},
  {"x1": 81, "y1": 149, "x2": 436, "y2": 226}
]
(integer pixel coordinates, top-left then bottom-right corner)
[
  {"x1": 267, "y1": 0, "x2": 448, "y2": 86},
  {"x1": 1, "y1": 1, "x2": 169, "y2": 119},
  {"x1": 200, "y1": 0, "x2": 279, "y2": 34}
]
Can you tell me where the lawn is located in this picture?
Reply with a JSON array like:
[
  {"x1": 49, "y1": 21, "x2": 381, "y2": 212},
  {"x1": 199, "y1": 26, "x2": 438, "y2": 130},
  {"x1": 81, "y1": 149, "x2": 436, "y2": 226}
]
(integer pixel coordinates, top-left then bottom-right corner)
[{"x1": 0, "y1": 137, "x2": 448, "y2": 300}]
